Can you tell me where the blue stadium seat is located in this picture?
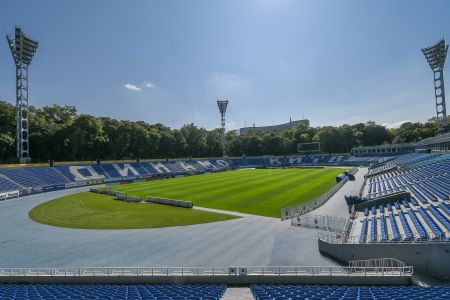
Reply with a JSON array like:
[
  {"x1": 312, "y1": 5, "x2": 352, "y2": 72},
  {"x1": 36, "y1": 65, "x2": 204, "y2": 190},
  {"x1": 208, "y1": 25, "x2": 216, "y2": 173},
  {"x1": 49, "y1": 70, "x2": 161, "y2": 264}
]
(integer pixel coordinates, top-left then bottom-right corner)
[
  {"x1": 0, "y1": 176, "x2": 21, "y2": 193},
  {"x1": 397, "y1": 211, "x2": 413, "y2": 241},
  {"x1": 389, "y1": 212, "x2": 400, "y2": 241},
  {"x1": 428, "y1": 205, "x2": 450, "y2": 232},
  {"x1": 380, "y1": 214, "x2": 387, "y2": 241},
  {"x1": 407, "y1": 210, "x2": 428, "y2": 240},
  {"x1": 0, "y1": 284, "x2": 227, "y2": 300},
  {"x1": 417, "y1": 207, "x2": 445, "y2": 239},
  {"x1": 364, "y1": 154, "x2": 450, "y2": 202},
  {"x1": 370, "y1": 215, "x2": 377, "y2": 242},
  {"x1": 250, "y1": 284, "x2": 450, "y2": 300},
  {"x1": 359, "y1": 218, "x2": 368, "y2": 243}
]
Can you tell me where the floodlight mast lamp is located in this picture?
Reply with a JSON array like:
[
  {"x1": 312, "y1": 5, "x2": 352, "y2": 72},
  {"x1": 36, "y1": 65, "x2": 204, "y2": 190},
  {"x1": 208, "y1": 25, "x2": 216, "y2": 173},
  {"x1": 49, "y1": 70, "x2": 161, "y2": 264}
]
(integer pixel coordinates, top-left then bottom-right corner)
[
  {"x1": 217, "y1": 100, "x2": 229, "y2": 157},
  {"x1": 422, "y1": 39, "x2": 448, "y2": 129},
  {"x1": 6, "y1": 26, "x2": 38, "y2": 163}
]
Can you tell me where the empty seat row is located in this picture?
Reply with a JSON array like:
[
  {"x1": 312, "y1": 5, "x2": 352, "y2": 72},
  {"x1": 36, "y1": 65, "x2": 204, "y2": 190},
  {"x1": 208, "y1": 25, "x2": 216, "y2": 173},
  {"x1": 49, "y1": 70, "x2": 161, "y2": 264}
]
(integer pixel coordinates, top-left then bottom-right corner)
[
  {"x1": 0, "y1": 284, "x2": 226, "y2": 300},
  {"x1": 365, "y1": 154, "x2": 450, "y2": 202},
  {"x1": 251, "y1": 284, "x2": 450, "y2": 300},
  {"x1": 359, "y1": 218, "x2": 368, "y2": 244}
]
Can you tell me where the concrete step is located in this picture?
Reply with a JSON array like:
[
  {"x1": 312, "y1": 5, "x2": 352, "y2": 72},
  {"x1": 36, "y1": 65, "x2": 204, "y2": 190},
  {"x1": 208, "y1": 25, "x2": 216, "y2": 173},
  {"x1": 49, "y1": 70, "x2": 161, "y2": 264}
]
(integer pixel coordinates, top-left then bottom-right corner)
[{"x1": 222, "y1": 287, "x2": 254, "y2": 300}]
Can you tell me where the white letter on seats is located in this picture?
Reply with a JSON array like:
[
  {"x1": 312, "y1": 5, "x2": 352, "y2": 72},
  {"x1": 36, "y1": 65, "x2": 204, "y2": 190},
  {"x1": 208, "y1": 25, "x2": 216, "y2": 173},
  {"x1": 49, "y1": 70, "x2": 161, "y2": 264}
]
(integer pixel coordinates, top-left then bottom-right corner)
[
  {"x1": 289, "y1": 157, "x2": 303, "y2": 164},
  {"x1": 197, "y1": 160, "x2": 215, "y2": 169},
  {"x1": 112, "y1": 164, "x2": 140, "y2": 176},
  {"x1": 216, "y1": 160, "x2": 229, "y2": 167},
  {"x1": 150, "y1": 162, "x2": 171, "y2": 173},
  {"x1": 179, "y1": 161, "x2": 196, "y2": 171},
  {"x1": 69, "y1": 166, "x2": 106, "y2": 181},
  {"x1": 269, "y1": 158, "x2": 281, "y2": 165}
]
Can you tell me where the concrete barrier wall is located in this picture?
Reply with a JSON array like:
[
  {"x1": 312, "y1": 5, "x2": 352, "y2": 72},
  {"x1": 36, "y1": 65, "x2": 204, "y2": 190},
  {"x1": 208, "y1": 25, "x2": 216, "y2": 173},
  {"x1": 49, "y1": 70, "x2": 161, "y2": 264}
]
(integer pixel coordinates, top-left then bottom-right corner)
[
  {"x1": 93, "y1": 189, "x2": 119, "y2": 196},
  {"x1": 145, "y1": 196, "x2": 193, "y2": 208},
  {"x1": 115, "y1": 193, "x2": 141, "y2": 203},
  {"x1": 355, "y1": 191, "x2": 411, "y2": 210},
  {"x1": 90, "y1": 189, "x2": 141, "y2": 203},
  {"x1": 0, "y1": 275, "x2": 410, "y2": 285},
  {"x1": 318, "y1": 239, "x2": 450, "y2": 280}
]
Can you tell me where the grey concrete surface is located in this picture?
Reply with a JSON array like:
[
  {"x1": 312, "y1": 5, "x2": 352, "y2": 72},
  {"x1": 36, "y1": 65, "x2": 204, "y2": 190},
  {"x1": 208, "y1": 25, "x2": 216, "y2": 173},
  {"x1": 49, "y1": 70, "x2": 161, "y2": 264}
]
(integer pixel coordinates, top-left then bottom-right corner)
[
  {"x1": 222, "y1": 287, "x2": 253, "y2": 300},
  {"x1": 312, "y1": 167, "x2": 368, "y2": 218},
  {"x1": 318, "y1": 239, "x2": 450, "y2": 281},
  {"x1": 0, "y1": 187, "x2": 334, "y2": 268}
]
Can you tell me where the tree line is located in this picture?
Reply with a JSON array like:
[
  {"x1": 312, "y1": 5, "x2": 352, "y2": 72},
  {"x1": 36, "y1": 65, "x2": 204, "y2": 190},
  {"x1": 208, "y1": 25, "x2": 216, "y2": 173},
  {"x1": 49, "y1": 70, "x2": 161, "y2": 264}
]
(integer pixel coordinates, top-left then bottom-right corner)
[{"x1": 0, "y1": 101, "x2": 440, "y2": 163}]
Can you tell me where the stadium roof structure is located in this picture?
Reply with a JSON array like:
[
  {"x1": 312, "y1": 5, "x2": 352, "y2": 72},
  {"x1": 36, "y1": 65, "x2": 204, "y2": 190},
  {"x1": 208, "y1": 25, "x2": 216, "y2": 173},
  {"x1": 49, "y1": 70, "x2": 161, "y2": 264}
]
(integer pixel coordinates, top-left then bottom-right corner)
[{"x1": 238, "y1": 119, "x2": 310, "y2": 135}]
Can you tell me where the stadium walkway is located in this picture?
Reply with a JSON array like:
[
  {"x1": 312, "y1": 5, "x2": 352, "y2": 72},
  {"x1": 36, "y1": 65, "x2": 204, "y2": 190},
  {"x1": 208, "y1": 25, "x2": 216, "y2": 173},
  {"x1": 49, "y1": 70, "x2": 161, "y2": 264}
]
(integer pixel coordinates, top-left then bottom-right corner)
[
  {"x1": 312, "y1": 167, "x2": 368, "y2": 219},
  {"x1": 0, "y1": 187, "x2": 335, "y2": 268},
  {"x1": 222, "y1": 287, "x2": 253, "y2": 300}
]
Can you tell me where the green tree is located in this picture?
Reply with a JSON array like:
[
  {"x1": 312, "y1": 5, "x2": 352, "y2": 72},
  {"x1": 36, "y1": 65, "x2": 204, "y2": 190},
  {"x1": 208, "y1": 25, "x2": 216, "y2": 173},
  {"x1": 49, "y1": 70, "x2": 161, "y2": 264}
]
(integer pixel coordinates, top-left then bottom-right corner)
[
  {"x1": 317, "y1": 126, "x2": 340, "y2": 153},
  {"x1": 242, "y1": 134, "x2": 263, "y2": 155},
  {"x1": 361, "y1": 121, "x2": 391, "y2": 146},
  {"x1": 0, "y1": 133, "x2": 14, "y2": 162},
  {"x1": 65, "y1": 115, "x2": 105, "y2": 160}
]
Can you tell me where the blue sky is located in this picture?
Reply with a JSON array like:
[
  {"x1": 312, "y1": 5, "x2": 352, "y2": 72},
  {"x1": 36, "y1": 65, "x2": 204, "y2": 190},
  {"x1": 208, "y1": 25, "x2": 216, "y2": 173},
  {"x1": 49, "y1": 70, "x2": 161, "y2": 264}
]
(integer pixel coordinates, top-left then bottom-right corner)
[{"x1": 1, "y1": 0, "x2": 449, "y2": 130}]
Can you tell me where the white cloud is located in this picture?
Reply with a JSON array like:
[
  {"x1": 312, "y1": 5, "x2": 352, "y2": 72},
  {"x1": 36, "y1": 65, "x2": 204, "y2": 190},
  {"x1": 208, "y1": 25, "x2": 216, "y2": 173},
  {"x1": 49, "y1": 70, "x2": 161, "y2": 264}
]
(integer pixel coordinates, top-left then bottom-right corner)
[
  {"x1": 382, "y1": 120, "x2": 412, "y2": 129},
  {"x1": 145, "y1": 82, "x2": 157, "y2": 88},
  {"x1": 124, "y1": 83, "x2": 141, "y2": 91}
]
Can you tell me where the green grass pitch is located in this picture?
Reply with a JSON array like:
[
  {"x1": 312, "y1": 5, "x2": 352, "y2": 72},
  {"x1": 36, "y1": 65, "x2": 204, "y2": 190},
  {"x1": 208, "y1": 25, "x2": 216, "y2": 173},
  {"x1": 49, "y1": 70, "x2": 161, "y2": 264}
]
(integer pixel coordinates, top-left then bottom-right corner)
[
  {"x1": 29, "y1": 192, "x2": 239, "y2": 229},
  {"x1": 113, "y1": 168, "x2": 346, "y2": 217},
  {"x1": 29, "y1": 168, "x2": 344, "y2": 229}
]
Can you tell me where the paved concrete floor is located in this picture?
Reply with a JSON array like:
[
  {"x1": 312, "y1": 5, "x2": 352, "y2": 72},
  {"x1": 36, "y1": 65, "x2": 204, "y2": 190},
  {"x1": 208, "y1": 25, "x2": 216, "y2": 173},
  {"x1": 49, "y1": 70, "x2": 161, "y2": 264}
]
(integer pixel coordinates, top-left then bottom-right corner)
[
  {"x1": 313, "y1": 167, "x2": 368, "y2": 218},
  {"x1": 0, "y1": 187, "x2": 329, "y2": 268},
  {"x1": 222, "y1": 287, "x2": 253, "y2": 300},
  {"x1": 0, "y1": 170, "x2": 366, "y2": 268}
]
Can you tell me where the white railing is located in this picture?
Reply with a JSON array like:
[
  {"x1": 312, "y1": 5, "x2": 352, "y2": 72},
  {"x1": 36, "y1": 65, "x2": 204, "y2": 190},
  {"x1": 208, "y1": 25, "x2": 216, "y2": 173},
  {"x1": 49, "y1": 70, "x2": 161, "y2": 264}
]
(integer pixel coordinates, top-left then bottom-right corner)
[
  {"x1": 348, "y1": 258, "x2": 405, "y2": 269},
  {"x1": 291, "y1": 214, "x2": 348, "y2": 233},
  {"x1": 0, "y1": 265, "x2": 412, "y2": 277},
  {"x1": 281, "y1": 167, "x2": 358, "y2": 220}
]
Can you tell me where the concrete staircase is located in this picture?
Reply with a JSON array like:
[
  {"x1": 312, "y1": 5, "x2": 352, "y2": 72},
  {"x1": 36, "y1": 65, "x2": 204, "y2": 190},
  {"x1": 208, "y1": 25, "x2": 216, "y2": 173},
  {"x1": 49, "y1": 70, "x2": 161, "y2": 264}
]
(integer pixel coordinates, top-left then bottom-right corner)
[
  {"x1": 0, "y1": 173, "x2": 25, "y2": 190},
  {"x1": 222, "y1": 287, "x2": 253, "y2": 300}
]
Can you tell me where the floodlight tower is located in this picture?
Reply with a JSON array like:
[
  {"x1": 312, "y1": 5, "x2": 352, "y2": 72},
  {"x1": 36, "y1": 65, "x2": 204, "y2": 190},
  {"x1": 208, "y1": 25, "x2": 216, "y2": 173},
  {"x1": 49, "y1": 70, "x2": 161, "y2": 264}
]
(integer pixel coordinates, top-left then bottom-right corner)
[
  {"x1": 217, "y1": 100, "x2": 229, "y2": 157},
  {"x1": 6, "y1": 26, "x2": 39, "y2": 163},
  {"x1": 422, "y1": 39, "x2": 448, "y2": 129}
]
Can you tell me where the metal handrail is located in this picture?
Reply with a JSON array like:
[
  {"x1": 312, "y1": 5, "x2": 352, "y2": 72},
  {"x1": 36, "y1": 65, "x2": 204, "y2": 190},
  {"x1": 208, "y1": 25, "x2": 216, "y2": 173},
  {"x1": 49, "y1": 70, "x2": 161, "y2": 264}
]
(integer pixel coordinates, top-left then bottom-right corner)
[
  {"x1": 0, "y1": 265, "x2": 413, "y2": 277},
  {"x1": 292, "y1": 214, "x2": 348, "y2": 233}
]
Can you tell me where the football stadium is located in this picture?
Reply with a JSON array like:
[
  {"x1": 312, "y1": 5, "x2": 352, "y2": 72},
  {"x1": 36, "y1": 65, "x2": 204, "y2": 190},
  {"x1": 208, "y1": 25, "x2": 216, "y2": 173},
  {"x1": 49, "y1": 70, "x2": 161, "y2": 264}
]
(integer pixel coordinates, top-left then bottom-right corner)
[{"x1": 1, "y1": 1, "x2": 450, "y2": 299}]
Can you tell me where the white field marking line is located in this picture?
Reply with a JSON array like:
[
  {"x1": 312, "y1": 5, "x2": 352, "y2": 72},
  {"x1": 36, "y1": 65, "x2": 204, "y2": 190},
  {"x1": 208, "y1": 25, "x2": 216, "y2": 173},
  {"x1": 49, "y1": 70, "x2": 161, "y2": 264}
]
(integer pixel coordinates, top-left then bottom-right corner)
[{"x1": 192, "y1": 206, "x2": 277, "y2": 219}]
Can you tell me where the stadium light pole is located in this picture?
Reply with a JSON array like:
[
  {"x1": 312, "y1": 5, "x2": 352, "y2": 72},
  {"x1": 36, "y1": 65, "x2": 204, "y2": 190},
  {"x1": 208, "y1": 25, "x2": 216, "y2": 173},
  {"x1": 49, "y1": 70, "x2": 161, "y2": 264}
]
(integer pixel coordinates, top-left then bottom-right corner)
[
  {"x1": 6, "y1": 26, "x2": 39, "y2": 163},
  {"x1": 422, "y1": 38, "x2": 448, "y2": 130},
  {"x1": 217, "y1": 100, "x2": 229, "y2": 157}
]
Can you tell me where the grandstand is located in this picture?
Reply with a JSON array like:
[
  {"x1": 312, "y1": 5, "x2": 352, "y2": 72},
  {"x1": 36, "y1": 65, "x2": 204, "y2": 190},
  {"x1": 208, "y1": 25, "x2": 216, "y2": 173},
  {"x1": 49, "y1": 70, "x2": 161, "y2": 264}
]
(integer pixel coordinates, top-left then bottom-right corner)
[
  {"x1": 363, "y1": 153, "x2": 449, "y2": 200},
  {"x1": 0, "y1": 131, "x2": 449, "y2": 295},
  {"x1": 319, "y1": 152, "x2": 450, "y2": 280},
  {"x1": 1, "y1": 154, "x2": 450, "y2": 296},
  {"x1": 251, "y1": 284, "x2": 450, "y2": 300},
  {"x1": 0, "y1": 284, "x2": 227, "y2": 300},
  {"x1": 237, "y1": 119, "x2": 310, "y2": 135},
  {"x1": 0, "y1": 155, "x2": 352, "y2": 199},
  {"x1": 3, "y1": 283, "x2": 450, "y2": 300},
  {"x1": 352, "y1": 132, "x2": 450, "y2": 154}
]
